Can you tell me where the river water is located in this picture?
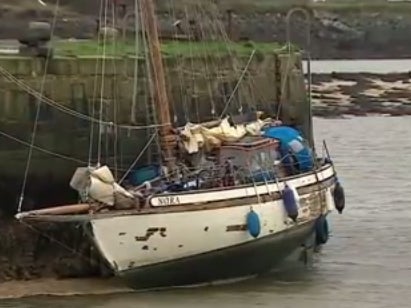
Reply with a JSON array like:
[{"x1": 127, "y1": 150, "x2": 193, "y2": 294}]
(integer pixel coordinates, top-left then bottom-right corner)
[
  {"x1": 305, "y1": 59, "x2": 411, "y2": 73},
  {"x1": 1, "y1": 115, "x2": 411, "y2": 307}
]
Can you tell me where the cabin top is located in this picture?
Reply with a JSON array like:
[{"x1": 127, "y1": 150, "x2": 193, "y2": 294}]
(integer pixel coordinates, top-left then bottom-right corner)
[
  {"x1": 218, "y1": 136, "x2": 280, "y2": 168},
  {"x1": 222, "y1": 136, "x2": 279, "y2": 151}
]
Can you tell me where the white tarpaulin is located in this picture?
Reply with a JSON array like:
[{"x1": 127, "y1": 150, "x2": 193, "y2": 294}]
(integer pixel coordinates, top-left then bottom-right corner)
[
  {"x1": 70, "y1": 165, "x2": 134, "y2": 206},
  {"x1": 180, "y1": 117, "x2": 272, "y2": 154}
]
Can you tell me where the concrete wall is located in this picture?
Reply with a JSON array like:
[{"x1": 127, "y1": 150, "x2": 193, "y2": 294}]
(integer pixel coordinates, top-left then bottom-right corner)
[{"x1": 0, "y1": 52, "x2": 306, "y2": 212}]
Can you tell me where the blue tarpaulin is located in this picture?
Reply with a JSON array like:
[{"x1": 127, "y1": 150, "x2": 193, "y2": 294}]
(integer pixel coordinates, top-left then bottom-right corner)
[{"x1": 261, "y1": 126, "x2": 313, "y2": 172}]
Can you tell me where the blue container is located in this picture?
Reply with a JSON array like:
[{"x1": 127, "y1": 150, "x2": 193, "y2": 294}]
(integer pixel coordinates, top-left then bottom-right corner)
[
  {"x1": 128, "y1": 164, "x2": 161, "y2": 186},
  {"x1": 250, "y1": 170, "x2": 276, "y2": 183}
]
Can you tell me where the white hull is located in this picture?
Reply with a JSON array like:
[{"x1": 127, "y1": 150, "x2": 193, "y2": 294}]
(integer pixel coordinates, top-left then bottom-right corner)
[{"x1": 88, "y1": 164, "x2": 336, "y2": 287}]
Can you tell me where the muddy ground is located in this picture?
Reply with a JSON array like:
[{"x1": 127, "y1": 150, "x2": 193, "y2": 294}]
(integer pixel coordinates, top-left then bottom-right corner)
[{"x1": 0, "y1": 218, "x2": 110, "y2": 282}]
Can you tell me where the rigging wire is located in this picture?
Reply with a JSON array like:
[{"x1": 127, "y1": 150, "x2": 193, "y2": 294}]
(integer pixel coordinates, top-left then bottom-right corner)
[
  {"x1": 111, "y1": 0, "x2": 119, "y2": 179},
  {"x1": 183, "y1": 5, "x2": 199, "y2": 123},
  {"x1": 219, "y1": 49, "x2": 256, "y2": 119},
  {"x1": 88, "y1": 0, "x2": 105, "y2": 167},
  {"x1": 275, "y1": 43, "x2": 293, "y2": 121},
  {"x1": 119, "y1": 130, "x2": 158, "y2": 184},
  {"x1": 210, "y1": 1, "x2": 244, "y2": 115},
  {"x1": 139, "y1": 0, "x2": 162, "y2": 165},
  {"x1": 20, "y1": 220, "x2": 103, "y2": 269},
  {"x1": 0, "y1": 128, "x2": 145, "y2": 173},
  {"x1": 0, "y1": 65, "x2": 167, "y2": 130},
  {"x1": 0, "y1": 130, "x2": 85, "y2": 164},
  {"x1": 167, "y1": 0, "x2": 189, "y2": 123},
  {"x1": 17, "y1": 0, "x2": 60, "y2": 214},
  {"x1": 130, "y1": 0, "x2": 140, "y2": 124},
  {"x1": 195, "y1": 2, "x2": 217, "y2": 119},
  {"x1": 97, "y1": 0, "x2": 110, "y2": 167}
]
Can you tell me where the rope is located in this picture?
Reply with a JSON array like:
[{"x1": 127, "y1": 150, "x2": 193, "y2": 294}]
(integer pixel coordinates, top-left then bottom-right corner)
[
  {"x1": 0, "y1": 66, "x2": 168, "y2": 130},
  {"x1": 17, "y1": 0, "x2": 61, "y2": 213},
  {"x1": 88, "y1": 0, "x2": 104, "y2": 167},
  {"x1": 119, "y1": 130, "x2": 158, "y2": 184},
  {"x1": 130, "y1": 0, "x2": 140, "y2": 124},
  {"x1": 0, "y1": 130, "x2": 85, "y2": 164},
  {"x1": 167, "y1": 0, "x2": 188, "y2": 123},
  {"x1": 219, "y1": 49, "x2": 256, "y2": 119},
  {"x1": 111, "y1": 2, "x2": 119, "y2": 179},
  {"x1": 19, "y1": 220, "x2": 102, "y2": 269},
  {"x1": 275, "y1": 43, "x2": 294, "y2": 121},
  {"x1": 0, "y1": 128, "x2": 148, "y2": 173},
  {"x1": 183, "y1": 6, "x2": 198, "y2": 122},
  {"x1": 207, "y1": 1, "x2": 245, "y2": 115},
  {"x1": 195, "y1": 2, "x2": 220, "y2": 118}
]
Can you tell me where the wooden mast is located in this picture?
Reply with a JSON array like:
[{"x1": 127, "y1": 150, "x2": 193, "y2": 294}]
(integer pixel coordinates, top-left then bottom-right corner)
[{"x1": 140, "y1": 0, "x2": 176, "y2": 175}]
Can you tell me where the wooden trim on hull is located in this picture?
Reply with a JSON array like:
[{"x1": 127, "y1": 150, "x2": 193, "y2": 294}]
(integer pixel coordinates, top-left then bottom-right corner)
[
  {"x1": 142, "y1": 176, "x2": 336, "y2": 215},
  {"x1": 118, "y1": 220, "x2": 316, "y2": 289},
  {"x1": 18, "y1": 164, "x2": 336, "y2": 222},
  {"x1": 148, "y1": 164, "x2": 335, "y2": 207}
]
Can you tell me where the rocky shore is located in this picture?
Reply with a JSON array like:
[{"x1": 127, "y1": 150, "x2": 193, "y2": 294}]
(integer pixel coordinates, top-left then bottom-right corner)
[
  {"x1": 0, "y1": 218, "x2": 110, "y2": 283},
  {"x1": 311, "y1": 72, "x2": 411, "y2": 117}
]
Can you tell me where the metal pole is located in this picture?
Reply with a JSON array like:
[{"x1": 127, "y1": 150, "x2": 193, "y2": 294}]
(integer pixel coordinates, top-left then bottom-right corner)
[{"x1": 285, "y1": 8, "x2": 314, "y2": 149}]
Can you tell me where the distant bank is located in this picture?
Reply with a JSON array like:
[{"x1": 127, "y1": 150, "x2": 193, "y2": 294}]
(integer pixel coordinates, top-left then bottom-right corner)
[{"x1": 1, "y1": 1, "x2": 411, "y2": 59}]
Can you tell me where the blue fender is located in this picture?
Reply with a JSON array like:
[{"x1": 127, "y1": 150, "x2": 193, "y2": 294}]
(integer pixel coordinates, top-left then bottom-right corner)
[
  {"x1": 282, "y1": 184, "x2": 298, "y2": 222},
  {"x1": 315, "y1": 215, "x2": 329, "y2": 245},
  {"x1": 247, "y1": 210, "x2": 261, "y2": 238}
]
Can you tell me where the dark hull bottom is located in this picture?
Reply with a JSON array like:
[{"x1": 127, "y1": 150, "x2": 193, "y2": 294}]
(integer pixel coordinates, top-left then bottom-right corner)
[{"x1": 119, "y1": 221, "x2": 316, "y2": 290}]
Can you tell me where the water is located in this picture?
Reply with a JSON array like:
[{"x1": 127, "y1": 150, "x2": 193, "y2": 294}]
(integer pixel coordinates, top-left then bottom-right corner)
[
  {"x1": 305, "y1": 59, "x2": 411, "y2": 73},
  {"x1": 2, "y1": 116, "x2": 411, "y2": 307}
]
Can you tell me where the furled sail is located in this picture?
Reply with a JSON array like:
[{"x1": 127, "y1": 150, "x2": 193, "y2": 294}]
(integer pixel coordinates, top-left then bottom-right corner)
[{"x1": 70, "y1": 166, "x2": 135, "y2": 207}]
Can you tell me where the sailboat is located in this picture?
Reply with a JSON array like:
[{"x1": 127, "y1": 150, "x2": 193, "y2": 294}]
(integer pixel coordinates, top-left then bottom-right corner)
[{"x1": 14, "y1": 0, "x2": 346, "y2": 289}]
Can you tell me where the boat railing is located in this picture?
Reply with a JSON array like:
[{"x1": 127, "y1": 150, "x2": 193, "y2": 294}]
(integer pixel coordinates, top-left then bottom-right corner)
[{"x1": 126, "y1": 151, "x2": 329, "y2": 196}]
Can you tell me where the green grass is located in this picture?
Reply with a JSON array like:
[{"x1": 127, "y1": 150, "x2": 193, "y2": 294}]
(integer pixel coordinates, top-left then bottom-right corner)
[{"x1": 54, "y1": 39, "x2": 295, "y2": 57}]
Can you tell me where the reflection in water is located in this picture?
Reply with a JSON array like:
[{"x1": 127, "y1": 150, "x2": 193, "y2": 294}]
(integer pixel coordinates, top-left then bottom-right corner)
[{"x1": 2, "y1": 116, "x2": 411, "y2": 308}]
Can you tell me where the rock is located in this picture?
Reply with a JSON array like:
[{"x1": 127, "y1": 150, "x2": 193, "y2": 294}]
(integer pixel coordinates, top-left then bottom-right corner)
[
  {"x1": 98, "y1": 27, "x2": 119, "y2": 41},
  {"x1": 0, "y1": 219, "x2": 109, "y2": 283}
]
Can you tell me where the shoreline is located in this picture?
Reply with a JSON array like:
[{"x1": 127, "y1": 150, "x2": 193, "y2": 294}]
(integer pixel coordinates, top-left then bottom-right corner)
[
  {"x1": 0, "y1": 277, "x2": 134, "y2": 300},
  {"x1": 310, "y1": 72, "x2": 411, "y2": 117}
]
